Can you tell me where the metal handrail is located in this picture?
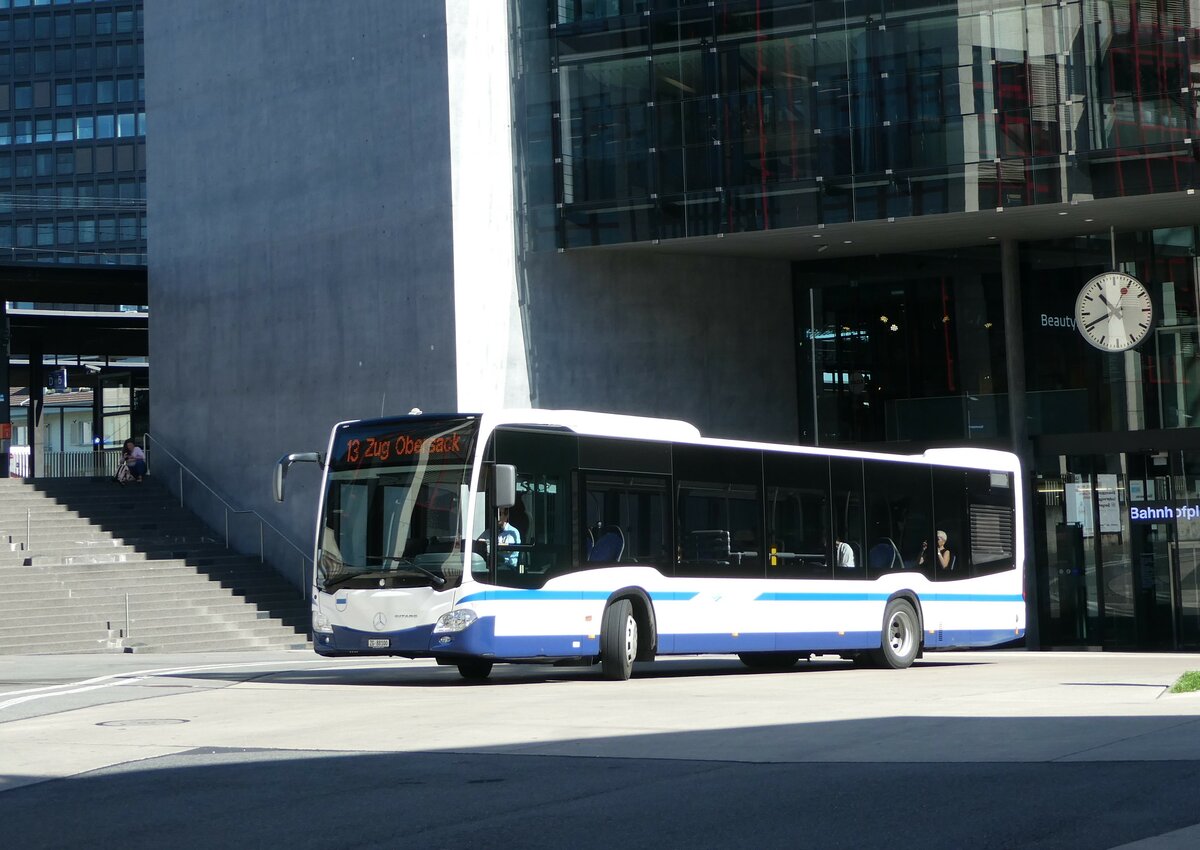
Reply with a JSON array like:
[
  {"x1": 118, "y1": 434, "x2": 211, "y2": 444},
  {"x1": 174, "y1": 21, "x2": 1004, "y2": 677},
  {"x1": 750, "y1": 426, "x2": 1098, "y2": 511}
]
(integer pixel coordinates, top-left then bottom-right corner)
[{"x1": 141, "y1": 432, "x2": 309, "y2": 598}]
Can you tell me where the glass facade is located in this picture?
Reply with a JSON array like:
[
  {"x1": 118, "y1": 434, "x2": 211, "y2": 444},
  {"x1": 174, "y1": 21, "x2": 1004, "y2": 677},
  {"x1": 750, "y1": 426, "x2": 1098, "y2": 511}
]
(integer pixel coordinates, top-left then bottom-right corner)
[
  {"x1": 512, "y1": 2, "x2": 1200, "y2": 649},
  {"x1": 1034, "y1": 449, "x2": 1200, "y2": 650},
  {"x1": 514, "y1": 0, "x2": 1200, "y2": 251},
  {"x1": 0, "y1": 0, "x2": 145, "y2": 266},
  {"x1": 797, "y1": 227, "x2": 1200, "y2": 446}
]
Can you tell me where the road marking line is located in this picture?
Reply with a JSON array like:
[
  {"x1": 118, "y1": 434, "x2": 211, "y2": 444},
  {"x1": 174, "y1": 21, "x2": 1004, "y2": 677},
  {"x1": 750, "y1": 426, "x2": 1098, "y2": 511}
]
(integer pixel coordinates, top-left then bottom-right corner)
[
  {"x1": 0, "y1": 678, "x2": 150, "y2": 711},
  {"x1": 0, "y1": 658, "x2": 350, "y2": 713}
]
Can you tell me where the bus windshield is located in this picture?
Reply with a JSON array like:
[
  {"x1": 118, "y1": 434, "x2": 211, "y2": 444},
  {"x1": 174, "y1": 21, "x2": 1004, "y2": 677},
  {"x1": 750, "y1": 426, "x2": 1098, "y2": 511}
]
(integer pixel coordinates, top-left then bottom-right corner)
[{"x1": 318, "y1": 417, "x2": 480, "y2": 592}]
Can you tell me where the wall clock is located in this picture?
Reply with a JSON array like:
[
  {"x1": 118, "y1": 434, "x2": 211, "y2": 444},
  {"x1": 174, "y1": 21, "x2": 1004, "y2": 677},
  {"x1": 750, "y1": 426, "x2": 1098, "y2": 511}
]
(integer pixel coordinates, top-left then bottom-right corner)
[{"x1": 1074, "y1": 271, "x2": 1153, "y2": 352}]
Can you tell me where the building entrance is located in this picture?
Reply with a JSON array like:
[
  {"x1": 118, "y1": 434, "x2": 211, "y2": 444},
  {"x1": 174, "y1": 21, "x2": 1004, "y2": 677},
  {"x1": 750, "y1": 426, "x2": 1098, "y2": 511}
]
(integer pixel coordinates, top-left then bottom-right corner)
[{"x1": 1035, "y1": 446, "x2": 1200, "y2": 651}]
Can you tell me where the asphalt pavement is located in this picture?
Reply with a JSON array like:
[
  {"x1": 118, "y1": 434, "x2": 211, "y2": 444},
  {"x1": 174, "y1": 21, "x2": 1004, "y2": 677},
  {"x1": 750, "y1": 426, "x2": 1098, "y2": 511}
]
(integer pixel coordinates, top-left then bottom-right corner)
[{"x1": 1, "y1": 650, "x2": 1199, "y2": 849}]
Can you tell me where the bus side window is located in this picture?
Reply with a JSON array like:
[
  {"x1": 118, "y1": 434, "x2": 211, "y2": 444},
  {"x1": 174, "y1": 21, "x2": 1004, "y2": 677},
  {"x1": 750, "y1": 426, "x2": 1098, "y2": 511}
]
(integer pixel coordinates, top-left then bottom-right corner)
[
  {"x1": 764, "y1": 453, "x2": 831, "y2": 579},
  {"x1": 765, "y1": 487, "x2": 831, "y2": 578},
  {"x1": 580, "y1": 473, "x2": 669, "y2": 569},
  {"x1": 931, "y1": 467, "x2": 966, "y2": 580},
  {"x1": 966, "y1": 470, "x2": 1015, "y2": 577},
  {"x1": 863, "y1": 462, "x2": 933, "y2": 580},
  {"x1": 673, "y1": 444, "x2": 764, "y2": 579},
  {"x1": 830, "y1": 458, "x2": 865, "y2": 580}
]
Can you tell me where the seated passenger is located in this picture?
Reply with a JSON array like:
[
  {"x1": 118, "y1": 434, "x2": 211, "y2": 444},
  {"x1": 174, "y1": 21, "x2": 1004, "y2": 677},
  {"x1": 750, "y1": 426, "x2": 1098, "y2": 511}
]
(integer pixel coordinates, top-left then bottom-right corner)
[
  {"x1": 835, "y1": 534, "x2": 856, "y2": 568},
  {"x1": 918, "y1": 530, "x2": 954, "y2": 571}
]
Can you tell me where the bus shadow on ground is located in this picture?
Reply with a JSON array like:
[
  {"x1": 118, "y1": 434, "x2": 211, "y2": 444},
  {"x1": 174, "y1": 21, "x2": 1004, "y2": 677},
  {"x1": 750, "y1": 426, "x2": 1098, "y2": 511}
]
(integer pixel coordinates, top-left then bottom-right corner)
[{"x1": 170, "y1": 655, "x2": 990, "y2": 688}]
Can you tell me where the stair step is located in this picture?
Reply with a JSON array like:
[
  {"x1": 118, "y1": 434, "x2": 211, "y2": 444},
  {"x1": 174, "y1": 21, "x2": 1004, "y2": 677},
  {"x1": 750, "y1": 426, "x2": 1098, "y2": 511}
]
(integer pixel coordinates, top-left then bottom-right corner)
[
  {"x1": 0, "y1": 476, "x2": 310, "y2": 654},
  {"x1": 121, "y1": 637, "x2": 310, "y2": 654},
  {"x1": 1, "y1": 638, "x2": 120, "y2": 655},
  {"x1": 2, "y1": 590, "x2": 305, "y2": 609},
  {"x1": 0, "y1": 622, "x2": 114, "y2": 640},
  {"x1": 16, "y1": 552, "x2": 256, "y2": 568}
]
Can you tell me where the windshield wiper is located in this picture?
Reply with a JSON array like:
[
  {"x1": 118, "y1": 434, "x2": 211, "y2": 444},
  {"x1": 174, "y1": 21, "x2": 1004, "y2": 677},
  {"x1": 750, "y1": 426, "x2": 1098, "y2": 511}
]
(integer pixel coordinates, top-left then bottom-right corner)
[
  {"x1": 320, "y1": 556, "x2": 445, "y2": 592},
  {"x1": 322, "y1": 569, "x2": 396, "y2": 593},
  {"x1": 375, "y1": 556, "x2": 447, "y2": 588}
]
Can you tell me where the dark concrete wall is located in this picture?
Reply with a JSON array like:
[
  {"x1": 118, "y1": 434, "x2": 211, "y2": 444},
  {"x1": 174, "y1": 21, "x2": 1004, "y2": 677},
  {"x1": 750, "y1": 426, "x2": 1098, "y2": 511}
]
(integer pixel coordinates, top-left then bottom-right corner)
[
  {"x1": 146, "y1": 2, "x2": 459, "y2": 563},
  {"x1": 146, "y1": 2, "x2": 800, "y2": 584},
  {"x1": 521, "y1": 251, "x2": 798, "y2": 444}
]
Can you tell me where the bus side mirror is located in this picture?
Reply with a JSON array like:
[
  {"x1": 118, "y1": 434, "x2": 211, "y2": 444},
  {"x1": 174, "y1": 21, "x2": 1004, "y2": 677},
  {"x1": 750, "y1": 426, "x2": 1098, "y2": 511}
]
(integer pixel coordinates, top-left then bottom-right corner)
[
  {"x1": 494, "y1": 464, "x2": 516, "y2": 509},
  {"x1": 274, "y1": 452, "x2": 323, "y2": 502}
]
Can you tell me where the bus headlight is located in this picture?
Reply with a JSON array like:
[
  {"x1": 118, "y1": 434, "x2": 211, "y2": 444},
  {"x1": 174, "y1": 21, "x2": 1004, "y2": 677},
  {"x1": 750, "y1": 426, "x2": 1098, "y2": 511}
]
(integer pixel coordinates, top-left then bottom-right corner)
[
  {"x1": 433, "y1": 609, "x2": 477, "y2": 634},
  {"x1": 313, "y1": 611, "x2": 333, "y2": 634}
]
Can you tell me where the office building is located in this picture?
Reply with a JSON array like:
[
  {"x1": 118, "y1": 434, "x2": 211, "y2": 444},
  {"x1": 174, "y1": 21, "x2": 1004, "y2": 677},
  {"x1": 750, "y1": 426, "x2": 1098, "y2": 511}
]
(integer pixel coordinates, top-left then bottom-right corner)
[
  {"x1": 148, "y1": 1, "x2": 1200, "y2": 651},
  {"x1": 0, "y1": 0, "x2": 148, "y2": 473},
  {"x1": 0, "y1": 0, "x2": 146, "y2": 268}
]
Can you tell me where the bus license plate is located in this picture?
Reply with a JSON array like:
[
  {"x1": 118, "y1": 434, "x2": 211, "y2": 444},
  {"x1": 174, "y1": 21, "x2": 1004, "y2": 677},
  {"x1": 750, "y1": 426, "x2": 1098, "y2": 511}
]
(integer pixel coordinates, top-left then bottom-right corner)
[{"x1": 367, "y1": 639, "x2": 390, "y2": 648}]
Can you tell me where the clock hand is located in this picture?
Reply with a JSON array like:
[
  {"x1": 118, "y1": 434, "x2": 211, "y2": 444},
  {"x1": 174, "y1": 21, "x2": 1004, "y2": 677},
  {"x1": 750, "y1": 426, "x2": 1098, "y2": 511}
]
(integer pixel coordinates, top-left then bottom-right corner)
[{"x1": 1098, "y1": 291, "x2": 1125, "y2": 320}]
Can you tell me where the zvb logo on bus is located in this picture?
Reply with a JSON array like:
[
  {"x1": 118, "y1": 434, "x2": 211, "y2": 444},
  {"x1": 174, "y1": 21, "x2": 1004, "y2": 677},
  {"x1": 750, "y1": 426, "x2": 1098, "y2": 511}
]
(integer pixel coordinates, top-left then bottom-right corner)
[{"x1": 344, "y1": 434, "x2": 463, "y2": 463}]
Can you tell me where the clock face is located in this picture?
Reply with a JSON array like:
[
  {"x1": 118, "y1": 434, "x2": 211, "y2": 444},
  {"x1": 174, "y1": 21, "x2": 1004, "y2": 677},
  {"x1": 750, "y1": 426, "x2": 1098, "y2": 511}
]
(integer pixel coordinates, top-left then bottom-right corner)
[{"x1": 1074, "y1": 272, "x2": 1153, "y2": 352}]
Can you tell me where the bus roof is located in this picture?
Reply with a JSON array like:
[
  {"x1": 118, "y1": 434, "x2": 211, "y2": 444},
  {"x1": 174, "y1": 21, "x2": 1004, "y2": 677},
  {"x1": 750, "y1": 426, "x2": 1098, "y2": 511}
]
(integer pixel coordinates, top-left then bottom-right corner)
[
  {"x1": 478, "y1": 409, "x2": 1021, "y2": 473},
  {"x1": 481, "y1": 409, "x2": 703, "y2": 442}
]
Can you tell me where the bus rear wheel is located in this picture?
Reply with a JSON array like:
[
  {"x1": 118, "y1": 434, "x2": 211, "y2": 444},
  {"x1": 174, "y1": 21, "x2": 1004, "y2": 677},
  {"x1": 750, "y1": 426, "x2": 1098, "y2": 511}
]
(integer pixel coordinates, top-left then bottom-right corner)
[
  {"x1": 456, "y1": 660, "x2": 493, "y2": 681},
  {"x1": 738, "y1": 652, "x2": 802, "y2": 670},
  {"x1": 868, "y1": 599, "x2": 919, "y2": 669},
  {"x1": 601, "y1": 599, "x2": 637, "y2": 680}
]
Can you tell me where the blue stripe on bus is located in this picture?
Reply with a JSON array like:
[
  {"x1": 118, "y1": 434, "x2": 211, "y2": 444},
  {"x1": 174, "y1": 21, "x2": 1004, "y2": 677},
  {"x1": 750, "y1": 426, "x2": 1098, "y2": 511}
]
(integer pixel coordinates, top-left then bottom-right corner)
[
  {"x1": 756, "y1": 592, "x2": 891, "y2": 602},
  {"x1": 458, "y1": 589, "x2": 1021, "y2": 605},
  {"x1": 457, "y1": 589, "x2": 701, "y2": 605},
  {"x1": 756, "y1": 592, "x2": 1024, "y2": 603}
]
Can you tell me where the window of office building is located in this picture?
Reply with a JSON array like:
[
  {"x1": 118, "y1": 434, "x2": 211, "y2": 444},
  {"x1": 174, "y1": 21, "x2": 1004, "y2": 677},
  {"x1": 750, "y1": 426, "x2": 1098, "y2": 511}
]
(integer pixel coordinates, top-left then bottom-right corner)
[
  {"x1": 520, "y1": 0, "x2": 1200, "y2": 250},
  {"x1": 799, "y1": 248, "x2": 1009, "y2": 445},
  {"x1": 0, "y1": 0, "x2": 145, "y2": 265}
]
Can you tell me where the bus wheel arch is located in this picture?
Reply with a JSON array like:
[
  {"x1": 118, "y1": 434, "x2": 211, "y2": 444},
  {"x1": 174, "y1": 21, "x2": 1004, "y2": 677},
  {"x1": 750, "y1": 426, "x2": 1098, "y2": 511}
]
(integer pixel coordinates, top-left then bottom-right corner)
[
  {"x1": 868, "y1": 593, "x2": 922, "y2": 669},
  {"x1": 605, "y1": 587, "x2": 658, "y2": 661}
]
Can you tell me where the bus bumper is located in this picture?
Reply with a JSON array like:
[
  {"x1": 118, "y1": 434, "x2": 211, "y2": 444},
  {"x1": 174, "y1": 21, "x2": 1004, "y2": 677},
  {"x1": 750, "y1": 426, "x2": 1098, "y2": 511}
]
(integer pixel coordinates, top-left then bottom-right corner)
[{"x1": 315, "y1": 623, "x2": 435, "y2": 657}]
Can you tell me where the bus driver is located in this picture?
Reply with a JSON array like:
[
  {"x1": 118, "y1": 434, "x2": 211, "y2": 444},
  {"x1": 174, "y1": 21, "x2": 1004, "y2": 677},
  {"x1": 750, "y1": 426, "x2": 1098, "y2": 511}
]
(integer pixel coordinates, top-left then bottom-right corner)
[{"x1": 495, "y1": 506, "x2": 521, "y2": 568}]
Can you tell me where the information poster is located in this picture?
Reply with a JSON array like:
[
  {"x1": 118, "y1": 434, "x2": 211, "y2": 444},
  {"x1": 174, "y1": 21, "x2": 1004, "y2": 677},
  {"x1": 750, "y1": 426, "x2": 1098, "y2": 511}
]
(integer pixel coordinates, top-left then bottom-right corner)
[
  {"x1": 1097, "y1": 474, "x2": 1122, "y2": 534},
  {"x1": 1065, "y1": 476, "x2": 1122, "y2": 538},
  {"x1": 1065, "y1": 481, "x2": 1093, "y2": 538}
]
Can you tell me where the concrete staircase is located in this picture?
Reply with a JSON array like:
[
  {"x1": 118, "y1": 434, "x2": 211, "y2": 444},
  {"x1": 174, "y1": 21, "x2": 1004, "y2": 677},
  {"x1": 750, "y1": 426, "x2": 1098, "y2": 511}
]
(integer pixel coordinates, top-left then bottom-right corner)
[{"x1": 0, "y1": 476, "x2": 311, "y2": 654}]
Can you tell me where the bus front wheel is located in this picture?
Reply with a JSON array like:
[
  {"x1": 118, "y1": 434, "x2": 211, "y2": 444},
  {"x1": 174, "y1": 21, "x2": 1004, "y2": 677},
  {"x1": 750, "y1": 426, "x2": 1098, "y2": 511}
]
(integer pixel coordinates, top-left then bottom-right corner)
[
  {"x1": 868, "y1": 598, "x2": 920, "y2": 669},
  {"x1": 457, "y1": 660, "x2": 494, "y2": 681},
  {"x1": 601, "y1": 599, "x2": 638, "y2": 680}
]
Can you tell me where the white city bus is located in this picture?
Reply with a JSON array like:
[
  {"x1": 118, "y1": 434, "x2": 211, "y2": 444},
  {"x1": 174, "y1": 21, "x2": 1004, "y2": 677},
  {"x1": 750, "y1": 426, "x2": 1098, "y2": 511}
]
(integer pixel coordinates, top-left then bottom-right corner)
[{"x1": 275, "y1": 409, "x2": 1024, "y2": 680}]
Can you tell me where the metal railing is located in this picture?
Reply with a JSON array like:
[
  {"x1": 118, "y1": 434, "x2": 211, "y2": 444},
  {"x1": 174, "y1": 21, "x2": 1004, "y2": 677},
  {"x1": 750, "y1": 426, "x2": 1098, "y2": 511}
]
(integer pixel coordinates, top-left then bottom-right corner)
[
  {"x1": 47, "y1": 449, "x2": 123, "y2": 477},
  {"x1": 7, "y1": 446, "x2": 30, "y2": 477},
  {"x1": 142, "y1": 433, "x2": 309, "y2": 599},
  {"x1": 5, "y1": 447, "x2": 122, "y2": 478}
]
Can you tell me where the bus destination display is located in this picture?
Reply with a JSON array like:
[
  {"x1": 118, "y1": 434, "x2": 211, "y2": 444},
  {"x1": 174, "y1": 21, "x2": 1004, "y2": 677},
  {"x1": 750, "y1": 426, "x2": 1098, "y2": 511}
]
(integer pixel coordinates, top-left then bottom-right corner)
[{"x1": 332, "y1": 417, "x2": 477, "y2": 471}]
